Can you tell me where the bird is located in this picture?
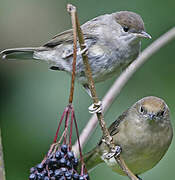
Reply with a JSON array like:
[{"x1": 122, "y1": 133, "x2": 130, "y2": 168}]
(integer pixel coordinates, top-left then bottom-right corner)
[
  {"x1": 0, "y1": 11, "x2": 151, "y2": 95},
  {"x1": 83, "y1": 96, "x2": 173, "y2": 177}
]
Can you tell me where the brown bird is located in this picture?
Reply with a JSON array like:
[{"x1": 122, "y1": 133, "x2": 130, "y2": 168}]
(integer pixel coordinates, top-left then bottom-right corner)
[{"x1": 83, "y1": 96, "x2": 173, "y2": 177}]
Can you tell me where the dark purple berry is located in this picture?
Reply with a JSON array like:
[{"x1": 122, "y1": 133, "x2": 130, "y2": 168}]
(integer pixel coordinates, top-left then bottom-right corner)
[
  {"x1": 50, "y1": 158, "x2": 57, "y2": 165},
  {"x1": 67, "y1": 151, "x2": 74, "y2": 160},
  {"x1": 68, "y1": 170, "x2": 73, "y2": 175},
  {"x1": 61, "y1": 167, "x2": 67, "y2": 172},
  {"x1": 72, "y1": 158, "x2": 79, "y2": 167},
  {"x1": 60, "y1": 151, "x2": 65, "y2": 158},
  {"x1": 49, "y1": 170, "x2": 54, "y2": 177},
  {"x1": 79, "y1": 176, "x2": 85, "y2": 180},
  {"x1": 36, "y1": 163, "x2": 44, "y2": 172},
  {"x1": 44, "y1": 177, "x2": 50, "y2": 180},
  {"x1": 29, "y1": 173, "x2": 36, "y2": 180},
  {"x1": 51, "y1": 177, "x2": 56, "y2": 180},
  {"x1": 84, "y1": 174, "x2": 89, "y2": 180},
  {"x1": 48, "y1": 158, "x2": 57, "y2": 169},
  {"x1": 52, "y1": 164, "x2": 59, "y2": 170},
  {"x1": 66, "y1": 176, "x2": 72, "y2": 180},
  {"x1": 55, "y1": 151, "x2": 62, "y2": 160},
  {"x1": 65, "y1": 172, "x2": 70, "y2": 176},
  {"x1": 59, "y1": 176, "x2": 65, "y2": 180},
  {"x1": 37, "y1": 172, "x2": 44, "y2": 180},
  {"x1": 54, "y1": 169, "x2": 63, "y2": 177},
  {"x1": 42, "y1": 169, "x2": 48, "y2": 176},
  {"x1": 61, "y1": 144, "x2": 68, "y2": 153},
  {"x1": 66, "y1": 160, "x2": 72, "y2": 169},
  {"x1": 59, "y1": 158, "x2": 67, "y2": 166},
  {"x1": 73, "y1": 173, "x2": 79, "y2": 180},
  {"x1": 30, "y1": 167, "x2": 36, "y2": 173},
  {"x1": 65, "y1": 171, "x2": 72, "y2": 179}
]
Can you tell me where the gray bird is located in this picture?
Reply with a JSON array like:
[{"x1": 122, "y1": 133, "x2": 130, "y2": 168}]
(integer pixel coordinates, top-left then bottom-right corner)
[{"x1": 0, "y1": 11, "x2": 151, "y2": 94}]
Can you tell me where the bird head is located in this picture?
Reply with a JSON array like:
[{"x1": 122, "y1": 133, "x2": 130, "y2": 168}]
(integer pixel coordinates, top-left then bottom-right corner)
[
  {"x1": 133, "y1": 96, "x2": 170, "y2": 126},
  {"x1": 114, "y1": 11, "x2": 151, "y2": 40}
]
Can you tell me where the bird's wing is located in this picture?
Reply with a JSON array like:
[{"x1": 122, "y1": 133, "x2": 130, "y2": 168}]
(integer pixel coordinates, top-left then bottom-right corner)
[
  {"x1": 43, "y1": 29, "x2": 74, "y2": 47},
  {"x1": 43, "y1": 29, "x2": 96, "y2": 48},
  {"x1": 42, "y1": 28, "x2": 97, "y2": 63},
  {"x1": 108, "y1": 110, "x2": 128, "y2": 136},
  {"x1": 98, "y1": 110, "x2": 128, "y2": 146}
]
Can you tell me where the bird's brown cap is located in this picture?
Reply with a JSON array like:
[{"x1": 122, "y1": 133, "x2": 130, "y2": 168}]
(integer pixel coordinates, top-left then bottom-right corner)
[{"x1": 114, "y1": 11, "x2": 145, "y2": 33}]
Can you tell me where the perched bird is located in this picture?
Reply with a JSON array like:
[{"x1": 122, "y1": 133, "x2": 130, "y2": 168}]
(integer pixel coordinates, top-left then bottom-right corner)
[
  {"x1": 0, "y1": 11, "x2": 151, "y2": 94},
  {"x1": 83, "y1": 96, "x2": 173, "y2": 177}
]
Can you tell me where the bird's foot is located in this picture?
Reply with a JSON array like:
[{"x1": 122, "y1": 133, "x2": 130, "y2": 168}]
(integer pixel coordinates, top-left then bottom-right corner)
[
  {"x1": 77, "y1": 44, "x2": 88, "y2": 55},
  {"x1": 83, "y1": 84, "x2": 92, "y2": 98},
  {"x1": 88, "y1": 101, "x2": 102, "y2": 114},
  {"x1": 136, "y1": 175, "x2": 143, "y2": 180},
  {"x1": 104, "y1": 145, "x2": 122, "y2": 159}
]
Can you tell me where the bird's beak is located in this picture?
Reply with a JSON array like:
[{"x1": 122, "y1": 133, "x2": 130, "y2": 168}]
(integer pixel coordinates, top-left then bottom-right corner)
[
  {"x1": 148, "y1": 113, "x2": 156, "y2": 125},
  {"x1": 148, "y1": 114, "x2": 155, "y2": 120},
  {"x1": 137, "y1": 31, "x2": 152, "y2": 39}
]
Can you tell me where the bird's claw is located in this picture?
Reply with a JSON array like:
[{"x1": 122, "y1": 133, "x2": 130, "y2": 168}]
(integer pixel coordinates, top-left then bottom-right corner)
[
  {"x1": 88, "y1": 101, "x2": 102, "y2": 114},
  {"x1": 104, "y1": 145, "x2": 122, "y2": 159},
  {"x1": 114, "y1": 145, "x2": 122, "y2": 157},
  {"x1": 77, "y1": 44, "x2": 88, "y2": 55}
]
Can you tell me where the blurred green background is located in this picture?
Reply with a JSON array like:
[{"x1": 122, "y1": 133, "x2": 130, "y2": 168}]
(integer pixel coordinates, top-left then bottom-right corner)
[{"x1": 0, "y1": 0, "x2": 174, "y2": 180}]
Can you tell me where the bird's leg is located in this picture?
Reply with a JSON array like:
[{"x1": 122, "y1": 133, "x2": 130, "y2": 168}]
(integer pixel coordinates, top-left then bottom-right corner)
[
  {"x1": 83, "y1": 84, "x2": 92, "y2": 97},
  {"x1": 136, "y1": 175, "x2": 143, "y2": 180},
  {"x1": 77, "y1": 43, "x2": 88, "y2": 55},
  {"x1": 103, "y1": 144, "x2": 122, "y2": 159},
  {"x1": 83, "y1": 84, "x2": 103, "y2": 114}
]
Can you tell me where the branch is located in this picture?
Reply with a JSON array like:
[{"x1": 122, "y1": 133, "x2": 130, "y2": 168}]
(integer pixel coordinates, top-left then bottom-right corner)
[
  {"x1": 67, "y1": 4, "x2": 139, "y2": 180},
  {"x1": 73, "y1": 27, "x2": 175, "y2": 153},
  {"x1": 0, "y1": 128, "x2": 6, "y2": 180},
  {"x1": 68, "y1": 4, "x2": 77, "y2": 104}
]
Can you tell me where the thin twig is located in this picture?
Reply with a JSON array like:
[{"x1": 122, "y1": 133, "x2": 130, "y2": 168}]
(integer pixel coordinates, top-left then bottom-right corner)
[
  {"x1": 67, "y1": 4, "x2": 139, "y2": 180},
  {"x1": 0, "y1": 128, "x2": 6, "y2": 180},
  {"x1": 73, "y1": 27, "x2": 175, "y2": 153},
  {"x1": 68, "y1": 4, "x2": 77, "y2": 104},
  {"x1": 67, "y1": 5, "x2": 89, "y2": 175},
  {"x1": 75, "y1": 9, "x2": 113, "y2": 149},
  {"x1": 74, "y1": 13, "x2": 99, "y2": 104}
]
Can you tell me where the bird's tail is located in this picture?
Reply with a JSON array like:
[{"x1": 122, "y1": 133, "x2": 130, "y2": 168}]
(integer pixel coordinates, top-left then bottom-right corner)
[
  {"x1": 82, "y1": 146, "x2": 103, "y2": 172},
  {"x1": 0, "y1": 47, "x2": 47, "y2": 60}
]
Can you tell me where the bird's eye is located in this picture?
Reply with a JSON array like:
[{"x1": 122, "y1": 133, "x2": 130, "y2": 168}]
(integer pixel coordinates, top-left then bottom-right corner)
[
  {"x1": 157, "y1": 110, "x2": 165, "y2": 117},
  {"x1": 123, "y1": 26, "x2": 129, "y2": 32},
  {"x1": 140, "y1": 106, "x2": 144, "y2": 113}
]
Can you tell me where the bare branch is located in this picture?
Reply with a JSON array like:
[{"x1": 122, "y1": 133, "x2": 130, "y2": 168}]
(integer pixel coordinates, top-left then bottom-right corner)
[
  {"x1": 68, "y1": 5, "x2": 77, "y2": 104},
  {"x1": 73, "y1": 27, "x2": 175, "y2": 154},
  {"x1": 0, "y1": 128, "x2": 6, "y2": 180}
]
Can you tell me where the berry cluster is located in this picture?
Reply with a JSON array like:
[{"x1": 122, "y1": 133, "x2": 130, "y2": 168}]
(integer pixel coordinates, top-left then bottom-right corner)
[{"x1": 29, "y1": 144, "x2": 89, "y2": 180}]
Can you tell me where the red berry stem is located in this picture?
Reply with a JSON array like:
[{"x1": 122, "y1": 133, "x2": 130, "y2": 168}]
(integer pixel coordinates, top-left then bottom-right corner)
[
  {"x1": 64, "y1": 106, "x2": 71, "y2": 144},
  {"x1": 73, "y1": 111, "x2": 85, "y2": 170},
  {"x1": 53, "y1": 106, "x2": 69, "y2": 143},
  {"x1": 69, "y1": 107, "x2": 74, "y2": 150}
]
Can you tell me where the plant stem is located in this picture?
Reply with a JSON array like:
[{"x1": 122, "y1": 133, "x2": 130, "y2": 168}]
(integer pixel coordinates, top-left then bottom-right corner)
[{"x1": 67, "y1": 4, "x2": 139, "y2": 180}]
